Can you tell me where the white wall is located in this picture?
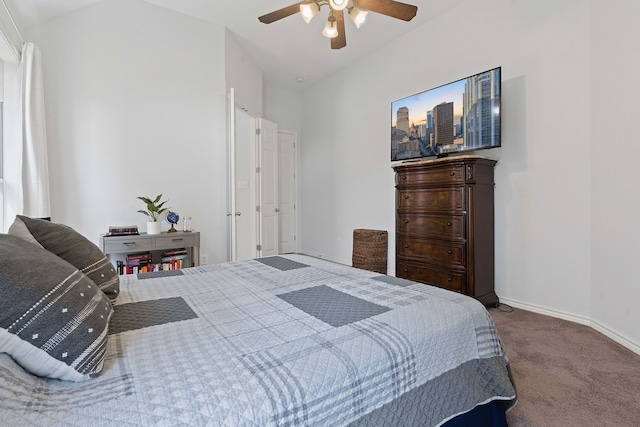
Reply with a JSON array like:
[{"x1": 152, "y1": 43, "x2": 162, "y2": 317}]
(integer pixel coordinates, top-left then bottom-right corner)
[
  {"x1": 263, "y1": 83, "x2": 301, "y2": 135},
  {"x1": 491, "y1": 0, "x2": 592, "y2": 317},
  {"x1": 301, "y1": 58, "x2": 397, "y2": 265},
  {"x1": 26, "y1": 0, "x2": 228, "y2": 263},
  {"x1": 300, "y1": 0, "x2": 640, "y2": 351},
  {"x1": 590, "y1": 0, "x2": 640, "y2": 350},
  {"x1": 225, "y1": 30, "x2": 262, "y2": 118}
]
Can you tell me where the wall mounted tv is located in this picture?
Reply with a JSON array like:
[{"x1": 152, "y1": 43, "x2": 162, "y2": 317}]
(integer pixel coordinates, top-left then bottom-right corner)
[{"x1": 391, "y1": 66, "x2": 501, "y2": 162}]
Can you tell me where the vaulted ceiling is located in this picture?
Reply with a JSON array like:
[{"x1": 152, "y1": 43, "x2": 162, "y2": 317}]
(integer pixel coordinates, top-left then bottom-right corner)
[{"x1": 4, "y1": 0, "x2": 464, "y2": 89}]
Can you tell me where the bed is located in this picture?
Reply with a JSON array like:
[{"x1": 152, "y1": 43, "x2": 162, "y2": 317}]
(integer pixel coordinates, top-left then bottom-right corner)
[{"x1": 1, "y1": 248, "x2": 516, "y2": 426}]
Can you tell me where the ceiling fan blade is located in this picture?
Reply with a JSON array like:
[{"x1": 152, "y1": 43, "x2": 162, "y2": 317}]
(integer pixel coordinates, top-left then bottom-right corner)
[
  {"x1": 258, "y1": 2, "x2": 306, "y2": 24},
  {"x1": 357, "y1": 0, "x2": 418, "y2": 21},
  {"x1": 331, "y1": 10, "x2": 347, "y2": 49}
]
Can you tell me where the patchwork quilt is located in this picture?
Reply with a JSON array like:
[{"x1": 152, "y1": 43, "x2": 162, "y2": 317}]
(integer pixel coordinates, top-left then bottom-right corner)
[{"x1": 0, "y1": 254, "x2": 516, "y2": 426}]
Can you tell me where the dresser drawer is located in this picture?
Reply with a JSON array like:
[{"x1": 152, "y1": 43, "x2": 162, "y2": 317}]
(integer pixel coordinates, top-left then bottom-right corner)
[
  {"x1": 396, "y1": 165, "x2": 465, "y2": 186},
  {"x1": 397, "y1": 187, "x2": 465, "y2": 211},
  {"x1": 155, "y1": 233, "x2": 199, "y2": 250},
  {"x1": 102, "y1": 236, "x2": 153, "y2": 253},
  {"x1": 397, "y1": 213, "x2": 464, "y2": 240},
  {"x1": 397, "y1": 237, "x2": 464, "y2": 267},
  {"x1": 397, "y1": 261, "x2": 465, "y2": 293}
]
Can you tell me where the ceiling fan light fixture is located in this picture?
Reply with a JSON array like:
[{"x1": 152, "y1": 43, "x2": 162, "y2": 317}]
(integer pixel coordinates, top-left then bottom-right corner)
[
  {"x1": 300, "y1": 2, "x2": 320, "y2": 23},
  {"x1": 349, "y1": 6, "x2": 368, "y2": 28},
  {"x1": 329, "y1": 0, "x2": 348, "y2": 11},
  {"x1": 258, "y1": 0, "x2": 418, "y2": 49},
  {"x1": 322, "y1": 17, "x2": 339, "y2": 38}
]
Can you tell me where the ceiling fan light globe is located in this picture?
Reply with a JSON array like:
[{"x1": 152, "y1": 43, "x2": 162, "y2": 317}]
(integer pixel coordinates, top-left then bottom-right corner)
[
  {"x1": 300, "y1": 2, "x2": 320, "y2": 23},
  {"x1": 329, "y1": 0, "x2": 348, "y2": 11},
  {"x1": 322, "y1": 20, "x2": 338, "y2": 38},
  {"x1": 349, "y1": 7, "x2": 368, "y2": 28}
]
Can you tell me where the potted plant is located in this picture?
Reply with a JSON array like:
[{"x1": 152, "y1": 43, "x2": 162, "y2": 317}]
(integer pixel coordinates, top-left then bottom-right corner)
[{"x1": 137, "y1": 194, "x2": 168, "y2": 235}]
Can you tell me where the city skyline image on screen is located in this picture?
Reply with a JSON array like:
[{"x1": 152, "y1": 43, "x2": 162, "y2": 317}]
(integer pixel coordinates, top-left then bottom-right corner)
[{"x1": 391, "y1": 67, "x2": 501, "y2": 161}]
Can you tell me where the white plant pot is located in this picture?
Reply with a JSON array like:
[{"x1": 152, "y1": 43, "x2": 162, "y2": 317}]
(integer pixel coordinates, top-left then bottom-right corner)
[{"x1": 147, "y1": 221, "x2": 162, "y2": 235}]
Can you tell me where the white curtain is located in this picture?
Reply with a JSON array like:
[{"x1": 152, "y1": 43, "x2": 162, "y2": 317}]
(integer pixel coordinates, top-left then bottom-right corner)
[{"x1": 18, "y1": 42, "x2": 50, "y2": 219}]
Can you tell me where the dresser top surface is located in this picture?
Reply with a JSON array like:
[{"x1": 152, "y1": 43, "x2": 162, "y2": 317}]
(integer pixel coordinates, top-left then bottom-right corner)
[{"x1": 392, "y1": 154, "x2": 497, "y2": 170}]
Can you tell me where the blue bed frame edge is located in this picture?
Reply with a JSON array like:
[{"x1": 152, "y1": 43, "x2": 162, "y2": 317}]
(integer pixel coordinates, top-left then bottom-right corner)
[{"x1": 442, "y1": 400, "x2": 509, "y2": 427}]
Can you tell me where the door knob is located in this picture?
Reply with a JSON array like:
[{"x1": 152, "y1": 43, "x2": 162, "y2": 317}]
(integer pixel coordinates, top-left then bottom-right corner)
[
  {"x1": 235, "y1": 212, "x2": 241, "y2": 216},
  {"x1": 275, "y1": 208, "x2": 280, "y2": 212},
  {"x1": 226, "y1": 212, "x2": 232, "y2": 216}
]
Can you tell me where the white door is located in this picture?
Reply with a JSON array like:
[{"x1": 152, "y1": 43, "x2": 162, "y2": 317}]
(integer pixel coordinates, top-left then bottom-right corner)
[
  {"x1": 278, "y1": 130, "x2": 297, "y2": 254},
  {"x1": 227, "y1": 88, "x2": 257, "y2": 261},
  {"x1": 235, "y1": 108, "x2": 257, "y2": 261},
  {"x1": 257, "y1": 118, "x2": 279, "y2": 257}
]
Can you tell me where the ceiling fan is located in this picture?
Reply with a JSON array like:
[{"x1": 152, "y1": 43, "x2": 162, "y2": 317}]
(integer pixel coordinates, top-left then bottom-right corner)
[{"x1": 258, "y1": 0, "x2": 418, "y2": 50}]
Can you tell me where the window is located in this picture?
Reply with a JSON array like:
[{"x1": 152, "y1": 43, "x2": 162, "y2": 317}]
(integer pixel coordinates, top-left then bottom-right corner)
[
  {"x1": 0, "y1": 58, "x2": 3, "y2": 230},
  {"x1": 0, "y1": 99, "x2": 4, "y2": 232}
]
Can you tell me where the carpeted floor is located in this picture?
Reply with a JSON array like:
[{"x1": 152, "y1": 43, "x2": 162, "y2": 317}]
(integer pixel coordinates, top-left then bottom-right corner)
[{"x1": 489, "y1": 307, "x2": 640, "y2": 426}]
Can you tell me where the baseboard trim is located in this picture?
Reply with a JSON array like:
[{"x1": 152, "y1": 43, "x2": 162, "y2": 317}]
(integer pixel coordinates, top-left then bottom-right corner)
[
  {"x1": 499, "y1": 297, "x2": 640, "y2": 356},
  {"x1": 299, "y1": 250, "x2": 396, "y2": 276},
  {"x1": 299, "y1": 250, "x2": 350, "y2": 267}
]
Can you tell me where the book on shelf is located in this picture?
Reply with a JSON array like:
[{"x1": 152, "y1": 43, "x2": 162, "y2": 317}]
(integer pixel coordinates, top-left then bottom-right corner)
[
  {"x1": 161, "y1": 253, "x2": 188, "y2": 263},
  {"x1": 124, "y1": 252, "x2": 152, "y2": 274},
  {"x1": 161, "y1": 247, "x2": 188, "y2": 260},
  {"x1": 106, "y1": 225, "x2": 139, "y2": 236},
  {"x1": 162, "y1": 259, "x2": 184, "y2": 270},
  {"x1": 161, "y1": 248, "x2": 187, "y2": 257},
  {"x1": 126, "y1": 251, "x2": 152, "y2": 261}
]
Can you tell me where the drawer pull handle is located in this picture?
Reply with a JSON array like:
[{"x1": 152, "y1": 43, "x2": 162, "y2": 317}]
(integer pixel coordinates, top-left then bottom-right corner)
[
  {"x1": 123, "y1": 242, "x2": 136, "y2": 245},
  {"x1": 447, "y1": 277, "x2": 452, "y2": 282},
  {"x1": 450, "y1": 171, "x2": 455, "y2": 176},
  {"x1": 172, "y1": 238, "x2": 184, "y2": 242},
  {"x1": 404, "y1": 268, "x2": 408, "y2": 272},
  {"x1": 447, "y1": 250, "x2": 452, "y2": 254},
  {"x1": 447, "y1": 222, "x2": 452, "y2": 226},
  {"x1": 404, "y1": 244, "x2": 409, "y2": 248},
  {"x1": 404, "y1": 219, "x2": 409, "y2": 223},
  {"x1": 402, "y1": 176, "x2": 407, "y2": 180},
  {"x1": 404, "y1": 195, "x2": 409, "y2": 199}
]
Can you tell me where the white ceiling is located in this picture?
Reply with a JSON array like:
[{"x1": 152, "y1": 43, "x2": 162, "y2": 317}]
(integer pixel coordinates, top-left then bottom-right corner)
[{"x1": 5, "y1": 0, "x2": 464, "y2": 89}]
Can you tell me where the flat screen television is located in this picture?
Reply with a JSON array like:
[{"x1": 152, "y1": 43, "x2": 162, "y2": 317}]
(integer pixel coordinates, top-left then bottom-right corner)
[{"x1": 391, "y1": 66, "x2": 501, "y2": 162}]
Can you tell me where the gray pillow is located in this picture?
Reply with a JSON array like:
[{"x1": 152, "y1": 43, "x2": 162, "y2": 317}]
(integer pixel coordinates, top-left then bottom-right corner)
[
  {"x1": 8, "y1": 215, "x2": 119, "y2": 302},
  {"x1": 0, "y1": 234, "x2": 113, "y2": 381}
]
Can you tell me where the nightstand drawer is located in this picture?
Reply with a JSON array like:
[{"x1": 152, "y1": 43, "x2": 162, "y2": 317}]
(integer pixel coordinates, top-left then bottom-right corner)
[
  {"x1": 102, "y1": 237, "x2": 153, "y2": 253},
  {"x1": 154, "y1": 233, "x2": 199, "y2": 250}
]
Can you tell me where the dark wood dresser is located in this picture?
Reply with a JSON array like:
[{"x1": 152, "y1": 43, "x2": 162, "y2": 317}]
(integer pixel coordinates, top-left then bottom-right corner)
[{"x1": 394, "y1": 155, "x2": 498, "y2": 306}]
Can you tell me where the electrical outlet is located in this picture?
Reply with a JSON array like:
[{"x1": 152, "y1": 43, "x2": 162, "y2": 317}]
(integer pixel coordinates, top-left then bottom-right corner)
[{"x1": 200, "y1": 254, "x2": 208, "y2": 265}]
